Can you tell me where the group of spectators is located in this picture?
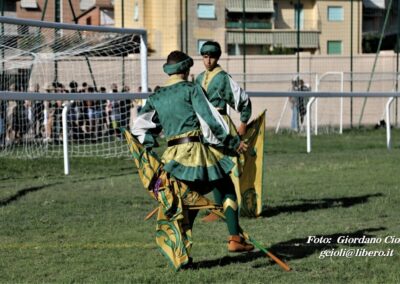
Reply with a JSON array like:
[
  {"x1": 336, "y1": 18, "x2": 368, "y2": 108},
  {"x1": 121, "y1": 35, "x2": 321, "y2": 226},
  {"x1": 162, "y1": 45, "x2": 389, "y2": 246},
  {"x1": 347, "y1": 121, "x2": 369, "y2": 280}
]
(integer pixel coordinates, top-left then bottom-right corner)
[{"x1": 0, "y1": 81, "x2": 149, "y2": 147}]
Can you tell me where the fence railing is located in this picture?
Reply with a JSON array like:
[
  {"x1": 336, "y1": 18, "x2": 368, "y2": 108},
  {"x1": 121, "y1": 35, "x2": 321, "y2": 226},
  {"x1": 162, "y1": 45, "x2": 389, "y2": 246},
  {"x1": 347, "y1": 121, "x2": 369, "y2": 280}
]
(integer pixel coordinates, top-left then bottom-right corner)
[
  {"x1": 0, "y1": 90, "x2": 399, "y2": 175},
  {"x1": 246, "y1": 91, "x2": 399, "y2": 153}
]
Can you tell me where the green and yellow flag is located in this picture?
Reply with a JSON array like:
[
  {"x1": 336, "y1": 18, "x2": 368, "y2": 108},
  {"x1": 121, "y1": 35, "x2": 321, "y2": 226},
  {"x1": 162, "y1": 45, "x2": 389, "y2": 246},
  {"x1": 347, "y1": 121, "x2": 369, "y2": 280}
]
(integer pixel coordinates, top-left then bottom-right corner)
[
  {"x1": 231, "y1": 110, "x2": 266, "y2": 217},
  {"x1": 123, "y1": 130, "x2": 218, "y2": 270}
]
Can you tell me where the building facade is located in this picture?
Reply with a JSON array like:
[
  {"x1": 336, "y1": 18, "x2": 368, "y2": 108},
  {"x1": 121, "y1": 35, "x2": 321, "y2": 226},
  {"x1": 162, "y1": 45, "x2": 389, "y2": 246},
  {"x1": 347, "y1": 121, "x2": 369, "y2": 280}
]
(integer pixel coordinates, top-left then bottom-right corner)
[
  {"x1": 13, "y1": 0, "x2": 114, "y2": 25},
  {"x1": 6, "y1": 0, "x2": 397, "y2": 56},
  {"x1": 16, "y1": 0, "x2": 81, "y2": 23},
  {"x1": 114, "y1": 0, "x2": 363, "y2": 57},
  {"x1": 363, "y1": 0, "x2": 399, "y2": 53}
]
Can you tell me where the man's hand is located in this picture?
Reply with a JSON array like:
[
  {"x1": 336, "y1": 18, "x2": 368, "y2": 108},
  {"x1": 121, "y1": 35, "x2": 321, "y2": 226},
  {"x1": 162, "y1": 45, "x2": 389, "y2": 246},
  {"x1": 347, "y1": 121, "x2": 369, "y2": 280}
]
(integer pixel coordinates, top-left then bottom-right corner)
[
  {"x1": 237, "y1": 122, "x2": 247, "y2": 136},
  {"x1": 236, "y1": 141, "x2": 248, "y2": 154}
]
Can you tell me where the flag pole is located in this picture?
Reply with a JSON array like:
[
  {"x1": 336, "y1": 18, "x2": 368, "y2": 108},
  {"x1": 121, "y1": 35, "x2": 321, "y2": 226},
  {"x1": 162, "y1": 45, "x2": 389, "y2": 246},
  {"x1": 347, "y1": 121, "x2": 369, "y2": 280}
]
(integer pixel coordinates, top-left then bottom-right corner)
[{"x1": 210, "y1": 209, "x2": 291, "y2": 272}]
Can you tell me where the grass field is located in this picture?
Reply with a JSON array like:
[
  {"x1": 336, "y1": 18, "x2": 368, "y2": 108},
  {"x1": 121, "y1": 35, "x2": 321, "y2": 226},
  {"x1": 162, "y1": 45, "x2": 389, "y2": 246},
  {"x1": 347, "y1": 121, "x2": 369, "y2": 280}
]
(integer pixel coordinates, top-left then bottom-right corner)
[{"x1": 1, "y1": 129, "x2": 400, "y2": 283}]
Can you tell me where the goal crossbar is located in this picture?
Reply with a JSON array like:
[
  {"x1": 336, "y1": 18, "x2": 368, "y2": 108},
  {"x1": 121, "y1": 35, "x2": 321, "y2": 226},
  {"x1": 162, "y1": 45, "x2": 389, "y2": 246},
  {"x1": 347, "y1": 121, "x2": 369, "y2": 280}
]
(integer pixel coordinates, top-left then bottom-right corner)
[{"x1": 0, "y1": 16, "x2": 147, "y2": 35}]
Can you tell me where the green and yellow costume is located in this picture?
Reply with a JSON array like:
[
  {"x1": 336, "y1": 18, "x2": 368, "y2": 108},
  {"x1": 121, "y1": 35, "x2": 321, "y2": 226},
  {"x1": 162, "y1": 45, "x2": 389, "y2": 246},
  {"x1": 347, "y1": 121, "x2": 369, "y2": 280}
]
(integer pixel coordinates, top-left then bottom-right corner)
[
  {"x1": 196, "y1": 65, "x2": 251, "y2": 125},
  {"x1": 132, "y1": 75, "x2": 240, "y2": 182},
  {"x1": 196, "y1": 41, "x2": 265, "y2": 216},
  {"x1": 124, "y1": 131, "x2": 218, "y2": 270},
  {"x1": 130, "y1": 52, "x2": 246, "y2": 270}
]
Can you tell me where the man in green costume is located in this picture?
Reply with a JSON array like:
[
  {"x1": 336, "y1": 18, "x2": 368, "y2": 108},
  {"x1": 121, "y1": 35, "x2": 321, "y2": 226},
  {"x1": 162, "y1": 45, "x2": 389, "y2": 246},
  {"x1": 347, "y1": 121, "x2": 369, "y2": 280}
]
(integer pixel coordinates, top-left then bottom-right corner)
[
  {"x1": 132, "y1": 51, "x2": 254, "y2": 265},
  {"x1": 196, "y1": 41, "x2": 252, "y2": 221}
]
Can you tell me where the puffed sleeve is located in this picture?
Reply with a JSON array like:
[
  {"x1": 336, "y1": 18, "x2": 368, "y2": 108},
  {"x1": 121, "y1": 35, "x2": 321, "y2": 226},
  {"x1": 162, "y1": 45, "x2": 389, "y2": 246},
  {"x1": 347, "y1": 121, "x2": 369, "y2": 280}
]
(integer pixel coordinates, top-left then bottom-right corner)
[
  {"x1": 191, "y1": 85, "x2": 240, "y2": 151},
  {"x1": 131, "y1": 98, "x2": 162, "y2": 149}
]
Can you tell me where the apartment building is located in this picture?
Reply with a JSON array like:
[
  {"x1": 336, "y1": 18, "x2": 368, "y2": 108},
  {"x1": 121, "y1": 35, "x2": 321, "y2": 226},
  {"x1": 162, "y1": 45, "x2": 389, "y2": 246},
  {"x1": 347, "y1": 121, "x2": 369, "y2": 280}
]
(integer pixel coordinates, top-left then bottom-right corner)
[
  {"x1": 15, "y1": 0, "x2": 81, "y2": 22},
  {"x1": 114, "y1": 0, "x2": 363, "y2": 57},
  {"x1": 13, "y1": 0, "x2": 114, "y2": 25},
  {"x1": 4, "y1": 1, "x2": 396, "y2": 56},
  {"x1": 363, "y1": 0, "x2": 399, "y2": 52}
]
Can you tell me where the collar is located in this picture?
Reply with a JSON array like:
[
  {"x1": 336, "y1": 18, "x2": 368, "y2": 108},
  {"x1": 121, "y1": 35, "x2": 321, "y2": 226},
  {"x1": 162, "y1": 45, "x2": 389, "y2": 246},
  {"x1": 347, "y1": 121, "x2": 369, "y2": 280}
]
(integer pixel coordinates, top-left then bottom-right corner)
[
  {"x1": 164, "y1": 74, "x2": 186, "y2": 87},
  {"x1": 202, "y1": 65, "x2": 224, "y2": 90}
]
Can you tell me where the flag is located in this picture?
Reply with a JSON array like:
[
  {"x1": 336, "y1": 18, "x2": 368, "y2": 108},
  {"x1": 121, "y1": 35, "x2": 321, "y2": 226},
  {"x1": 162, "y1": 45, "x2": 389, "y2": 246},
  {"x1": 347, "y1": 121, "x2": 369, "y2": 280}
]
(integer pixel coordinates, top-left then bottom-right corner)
[
  {"x1": 123, "y1": 129, "x2": 218, "y2": 270},
  {"x1": 231, "y1": 110, "x2": 266, "y2": 217}
]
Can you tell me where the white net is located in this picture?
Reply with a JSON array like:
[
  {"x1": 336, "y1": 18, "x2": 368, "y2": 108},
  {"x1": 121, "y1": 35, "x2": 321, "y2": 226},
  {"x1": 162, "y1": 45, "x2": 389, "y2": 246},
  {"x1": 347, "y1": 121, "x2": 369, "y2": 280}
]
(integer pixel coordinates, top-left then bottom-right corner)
[{"x1": 0, "y1": 17, "x2": 147, "y2": 158}]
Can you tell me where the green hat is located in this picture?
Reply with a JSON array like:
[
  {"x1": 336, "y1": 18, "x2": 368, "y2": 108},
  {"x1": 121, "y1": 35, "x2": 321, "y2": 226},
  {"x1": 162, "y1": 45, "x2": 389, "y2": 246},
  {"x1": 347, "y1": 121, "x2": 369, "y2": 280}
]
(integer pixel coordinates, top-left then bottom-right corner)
[
  {"x1": 163, "y1": 52, "x2": 194, "y2": 75},
  {"x1": 200, "y1": 41, "x2": 221, "y2": 58}
]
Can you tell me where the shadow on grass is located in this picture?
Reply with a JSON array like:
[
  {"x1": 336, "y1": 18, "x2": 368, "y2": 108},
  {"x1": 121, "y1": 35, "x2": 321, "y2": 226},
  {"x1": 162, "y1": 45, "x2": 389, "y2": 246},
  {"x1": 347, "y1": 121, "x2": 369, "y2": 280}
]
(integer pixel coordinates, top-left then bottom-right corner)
[
  {"x1": 69, "y1": 172, "x2": 135, "y2": 184},
  {"x1": 194, "y1": 227, "x2": 385, "y2": 270},
  {"x1": 0, "y1": 172, "x2": 134, "y2": 207},
  {"x1": 261, "y1": 193, "x2": 384, "y2": 217},
  {"x1": 193, "y1": 251, "x2": 266, "y2": 269},
  {"x1": 0, "y1": 183, "x2": 58, "y2": 207},
  {"x1": 268, "y1": 227, "x2": 386, "y2": 263}
]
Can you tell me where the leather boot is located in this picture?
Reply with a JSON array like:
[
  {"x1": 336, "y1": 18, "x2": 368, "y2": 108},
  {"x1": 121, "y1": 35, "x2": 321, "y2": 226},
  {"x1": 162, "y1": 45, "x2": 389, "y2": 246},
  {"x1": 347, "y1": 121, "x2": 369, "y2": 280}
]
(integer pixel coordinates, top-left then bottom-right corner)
[{"x1": 228, "y1": 235, "x2": 254, "y2": 252}]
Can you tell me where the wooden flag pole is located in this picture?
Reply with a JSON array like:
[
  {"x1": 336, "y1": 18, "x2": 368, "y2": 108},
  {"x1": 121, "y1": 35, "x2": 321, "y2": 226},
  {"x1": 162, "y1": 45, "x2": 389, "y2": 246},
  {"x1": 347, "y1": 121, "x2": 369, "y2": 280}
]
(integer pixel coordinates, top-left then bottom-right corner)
[{"x1": 211, "y1": 209, "x2": 291, "y2": 272}]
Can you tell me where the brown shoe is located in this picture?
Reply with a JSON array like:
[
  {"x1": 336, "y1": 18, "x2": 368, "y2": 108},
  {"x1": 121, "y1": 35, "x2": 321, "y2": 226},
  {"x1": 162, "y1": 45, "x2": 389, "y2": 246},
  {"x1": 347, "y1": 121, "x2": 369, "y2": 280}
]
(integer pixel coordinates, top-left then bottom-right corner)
[
  {"x1": 228, "y1": 235, "x2": 254, "y2": 252},
  {"x1": 201, "y1": 212, "x2": 220, "y2": 222}
]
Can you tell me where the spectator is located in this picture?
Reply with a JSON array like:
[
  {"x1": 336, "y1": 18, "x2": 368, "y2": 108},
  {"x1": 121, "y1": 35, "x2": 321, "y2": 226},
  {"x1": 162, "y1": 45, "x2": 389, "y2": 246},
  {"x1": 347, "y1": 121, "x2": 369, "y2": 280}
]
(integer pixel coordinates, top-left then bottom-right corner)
[
  {"x1": 51, "y1": 82, "x2": 64, "y2": 143},
  {"x1": 0, "y1": 96, "x2": 5, "y2": 147},
  {"x1": 84, "y1": 86, "x2": 96, "y2": 141},
  {"x1": 290, "y1": 77, "x2": 310, "y2": 131},
  {"x1": 31, "y1": 83, "x2": 44, "y2": 139},
  {"x1": 108, "y1": 83, "x2": 121, "y2": 138},
  {"x1": 68, "y1": 80, "x2": 82, "y2": 141},
  {"x1": 43, "y1": 83, "x2": 54, "y2": 142},
  {"x1": 10, "y1": 84, "x2": 28, "y2": 143},
  {"x1": 120, "y1": 85, "x2": 132, "y2": 132}
]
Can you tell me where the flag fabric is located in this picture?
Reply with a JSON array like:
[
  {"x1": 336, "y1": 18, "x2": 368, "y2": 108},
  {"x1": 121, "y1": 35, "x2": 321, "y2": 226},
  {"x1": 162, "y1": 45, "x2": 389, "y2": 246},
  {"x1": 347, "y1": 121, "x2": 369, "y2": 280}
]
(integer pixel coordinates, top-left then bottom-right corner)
[
  {"x1": 123, "y1": 129, "x2": 218, "y2": 270},
  {"x1": 230, "y1": 110, "x2": 266, "y2": 217}
]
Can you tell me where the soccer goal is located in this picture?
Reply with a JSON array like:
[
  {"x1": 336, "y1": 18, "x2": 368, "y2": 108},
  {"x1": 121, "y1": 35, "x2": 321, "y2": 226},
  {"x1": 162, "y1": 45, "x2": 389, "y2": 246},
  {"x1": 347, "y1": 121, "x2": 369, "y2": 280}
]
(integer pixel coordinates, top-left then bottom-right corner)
[{"x1": 0, "y1": 16, "x2": 148, "y2": 160}]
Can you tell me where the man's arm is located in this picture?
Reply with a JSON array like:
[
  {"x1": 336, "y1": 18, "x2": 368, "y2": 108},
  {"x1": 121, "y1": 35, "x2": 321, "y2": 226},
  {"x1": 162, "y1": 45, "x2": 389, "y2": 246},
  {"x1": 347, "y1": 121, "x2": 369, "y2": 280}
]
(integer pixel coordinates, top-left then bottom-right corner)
[{"x1": 222, "y1": 74, "x2": 252, "y2": 135}]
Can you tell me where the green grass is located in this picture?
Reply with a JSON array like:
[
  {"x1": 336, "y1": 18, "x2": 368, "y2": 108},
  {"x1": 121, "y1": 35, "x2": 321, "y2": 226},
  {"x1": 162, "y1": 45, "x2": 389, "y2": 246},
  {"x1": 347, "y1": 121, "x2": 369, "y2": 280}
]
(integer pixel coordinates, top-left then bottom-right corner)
[{"x1": 1, "y1": 129, "x2": 400, "y2": 283}]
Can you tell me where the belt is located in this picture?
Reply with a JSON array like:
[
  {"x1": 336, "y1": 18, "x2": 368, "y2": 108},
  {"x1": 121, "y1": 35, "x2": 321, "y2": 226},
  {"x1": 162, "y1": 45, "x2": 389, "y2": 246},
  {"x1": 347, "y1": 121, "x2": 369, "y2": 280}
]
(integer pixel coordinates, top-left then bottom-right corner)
[{"x1": 167, "y1": 136, "x2": 201, "y2": 147}]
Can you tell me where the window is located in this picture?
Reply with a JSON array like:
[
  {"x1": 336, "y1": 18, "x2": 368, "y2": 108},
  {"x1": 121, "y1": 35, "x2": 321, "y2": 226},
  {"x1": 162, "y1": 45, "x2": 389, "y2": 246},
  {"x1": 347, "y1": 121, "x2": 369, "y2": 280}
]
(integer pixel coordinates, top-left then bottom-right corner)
[
  {"x1": 134, "y1": 1, "x2": 139, "y2": 21},
  {"x1": 21, "y1": 0, "x2": 38, "y2": 9},
  {"x1": 327, "y1": 41, "x2": 342, "y2": 55},
  {"x1": 80, "y1": 0, "x2": 95, "y2": 11},
  {"x1": 328, "y1": 6, "x2": 344, "y2": 21},
  {"x1": 197, "y1": 4, "x2": 216, "y2": 19}
]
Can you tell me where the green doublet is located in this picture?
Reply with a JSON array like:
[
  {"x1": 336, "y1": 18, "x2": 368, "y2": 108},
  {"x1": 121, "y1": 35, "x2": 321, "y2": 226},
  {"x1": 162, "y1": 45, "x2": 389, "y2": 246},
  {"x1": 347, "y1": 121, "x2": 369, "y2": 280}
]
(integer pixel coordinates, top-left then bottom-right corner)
[
  {"x1": 162, "y1": 130, "x2": 234, "y2": 182},
  {"x1": 196, "y1": 66, "x2": 252, "y2": 123},
  {"x1": 132, "y1": 76, "x2": 240, "y2": 182}
]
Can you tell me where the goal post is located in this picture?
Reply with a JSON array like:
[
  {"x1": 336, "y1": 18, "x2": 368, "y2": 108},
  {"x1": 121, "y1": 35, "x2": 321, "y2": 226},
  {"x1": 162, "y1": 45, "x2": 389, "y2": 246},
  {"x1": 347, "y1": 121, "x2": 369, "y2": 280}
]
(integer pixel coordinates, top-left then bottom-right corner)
[{"x1": 0, "y1": 16, "x2": 148, "y2": 161}]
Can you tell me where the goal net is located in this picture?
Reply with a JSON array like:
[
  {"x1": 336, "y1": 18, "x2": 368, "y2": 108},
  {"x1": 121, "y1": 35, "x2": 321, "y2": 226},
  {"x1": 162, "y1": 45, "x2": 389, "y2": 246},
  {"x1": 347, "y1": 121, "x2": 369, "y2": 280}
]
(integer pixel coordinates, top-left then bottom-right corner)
[{"x1": 0, "y1": 16, "x2": 148, "y2": 158}]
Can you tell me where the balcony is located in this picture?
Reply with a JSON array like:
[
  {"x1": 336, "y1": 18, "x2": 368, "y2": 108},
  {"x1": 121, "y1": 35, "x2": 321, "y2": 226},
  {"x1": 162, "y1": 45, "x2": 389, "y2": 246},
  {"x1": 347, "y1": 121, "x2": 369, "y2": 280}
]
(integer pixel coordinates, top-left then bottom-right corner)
[
  {"x1": 227, "y1": 30, "x2": 320, "y2": 49},
  {"x1": 226, "y1": 21, "x2": 272, "y2": 30},
  {"x1": 274, "y1": 19, "x2": 321, "y2": 32}
]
